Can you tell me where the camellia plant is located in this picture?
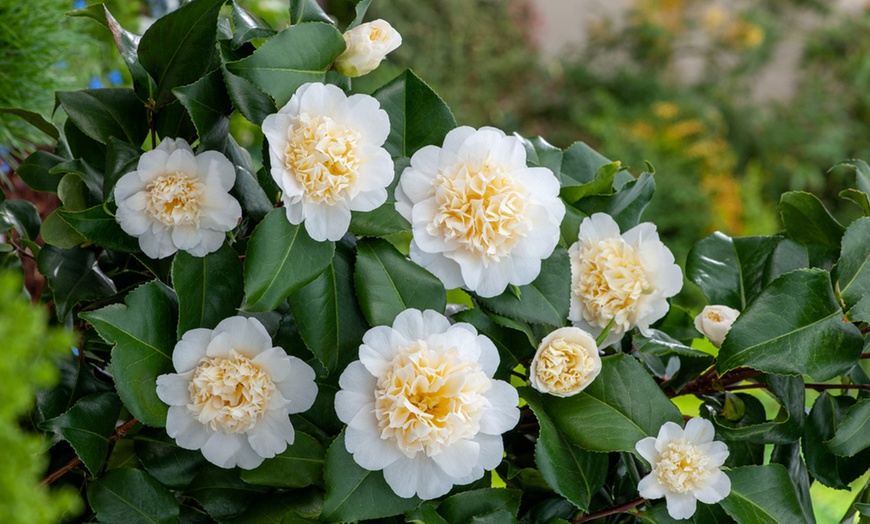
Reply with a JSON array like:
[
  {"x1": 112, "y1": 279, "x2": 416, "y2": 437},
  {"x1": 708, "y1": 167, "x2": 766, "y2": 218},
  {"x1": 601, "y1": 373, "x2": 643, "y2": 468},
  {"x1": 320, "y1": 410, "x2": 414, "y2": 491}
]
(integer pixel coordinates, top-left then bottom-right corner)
[{"x1": 3, "y1": 0, "x2": 870, "y2": 522}]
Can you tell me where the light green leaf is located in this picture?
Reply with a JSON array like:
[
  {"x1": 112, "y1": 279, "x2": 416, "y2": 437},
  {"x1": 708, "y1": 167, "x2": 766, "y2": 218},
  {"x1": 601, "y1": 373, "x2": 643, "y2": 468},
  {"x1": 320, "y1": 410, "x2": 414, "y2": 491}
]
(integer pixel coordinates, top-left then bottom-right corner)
[
  {"x1": 719, "y1": 465, "x2": 809, "y2": 524},
  {"x1": 243, "y1": 209, "x2": 335, "y2": 312},
  {"x1": 839, "y1": 188, "x2": 870, "y2": 216},
  {"x1": 81, "y1": 281, "x2": 178, "y2": 427},
  {"x1": 225, "y1": 23, "x2": 345, "y2": 108},
  {"x1": 41, "y1": 392, "x2": 122, "y2": 475},
  {"x1": 558, "y1": 141, "x2": 612, "y2": 187},
  {"x1": 716, "y1": 269, "x2": 863, "y2": 381},
  {"x1": 545, "y1": 353, "x2": 682, "y2": 453},
  {"x1": 354, "y1": 238, "x2": 446, "y2": 326},
  {"x1": 87, "y1": 468, "x2": 180, "y2": 524},
  {"x1": 230, "y1": 1, "x2": 275, "y2": 49},
  {"x1": 0, "y1": 107, "x2": 59, "y2": 141},
  {"x1": 575, "y1": 172, "x2": 655, "y2": 231},
  {"x1": 172, "y1": 243, "x2": 243, "y2": 337},
  {"x1": 240, "y1": 432, "x2": 325, "y2": 488}
]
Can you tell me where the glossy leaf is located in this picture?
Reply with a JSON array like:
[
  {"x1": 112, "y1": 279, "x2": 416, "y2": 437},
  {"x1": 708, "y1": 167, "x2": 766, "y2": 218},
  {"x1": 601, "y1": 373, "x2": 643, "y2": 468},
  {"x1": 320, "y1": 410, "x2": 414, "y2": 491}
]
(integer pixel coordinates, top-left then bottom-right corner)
[
  {"x1": 719, "y1": 465, "x2": 809, "y2": 524},
  {"x1": 575, "y1": 172, "x2": 655, "y2": 231},
  {"x1": 452, "y1": 308, "x2": 536, "y2": 381},
  {"x1": 517, "y1": 134, "x2": 562, "y2": 177},
  {"x1": 174, "y1": 69, "x2": 232, "y2": 152},
  {"x1": 347, "y1": 0, "x2": 373, "y2": 29},
  {"x1": 58, "y1": 205, "x2": 140, "y2": 252},
  {"x1": 716, "y1": 269, "x2": 863, "y2": 381},
  {"x1": 243, "y1": 209, "x2": 335, "y2": 312},
  {"x1": 476, "y1": 247, "x2": 570, "y2": 326},
  {"x1": 778, "y1": 191, "x2": 845, "y2": 248},
  {"x1": 134, "y1": 428, "x2": 206, "y2": 489},
  {"x1": 225, "y1": 23, "x2": 345, "y2": 107},
  {"x1": 840, "y1": 188, "x2": 870, "y2": 216},
  {"x1": 836, "y1": 217, "x2": 870, "y2": 311},
  {"x1": 290, "y1": 0, "x2": 334, "y2": 25},
  {"x1": 354, "y1": 238, "x2": 446, "y2": 326},
  {"x1": 221, "y1": 65, "x2": 276, "y2": 125},
  {"x1": 0, "y1": 107, "x2": 59, "y2": 140},
  {"x1": 229, "y1": 491, "x2": 322, "y2": 524},
  {"x1": 41, "y1": 392, "x2": 122, "y2": 475},
  {"x1": 522, "y1": 388, "x2": 607, "y2": 512},
  {"x1": 172, "y1": 243, "x2": 243, "y2": 337},
  {"x1": 230, "y1": 1, "x2": 275, "y2": 49},
  {"x1": 138, "y1": 0, "x2": 224, "y2": 106},
  {"x1": 81, "y1": 281, "x2": 178, "y2": 427},
  {"x1": 288, "y1": 245, "x2": 368, "y2": 375},
  {"x1": 226, "y1": 135, "x2": 273, "y2": 220},
  {"x1": 87, "y1": 468, "x2": 180, "y2": 524},
  {"x1": 804, "y1": 393, "x2": 870, "y2": 489},
  {"x1": 712, "y1": 375, "x2": 805, "y2": 445},
  {"x1": 826, "y1": 399, "x2": 870, "y2": 457},
  {"x1": 37, "y1": 356, "x2": 114, "y2": 421},
  {"x1": 349, "y1": 157, "x2": 410, "y2": 237},
  {"x1": 187, "y1": 466, "x2": 264, "y2": 521},
  {"x1": 437, "y1": 488, "x2": 522, "y2": 522},
  {"x1": 103, "y1": 137, "x2": 141, "y2": 200},
  {"x1": 545, "y1": 353, "x2": 682, "y2": 453},
  {"x1": 374, "y1": 70, "x2": 457, "y2": 158},
  {"x1": 38, "y1": 245, "x2": 117, "y2": 320},
  {"x1": 770, "y1": 442, "x2": 815, "y2": 523},
  {"x1": 16, "y1": 151, "x2": 66, "y2": 192},
  {"x1": 559, "y1": 141, "x2": 612, "y2": 187},
  {"x1": 240, "y1": 432, "x2": 325, "y2": 488},
  {"x1": 632, "y1": 330, "x2": 714, "y2": 393},
  {"x1": 0, "y1": 199, "x2": 40, "y2": 240},
  {"x1": 56, "y1": 89, "x2": 148, "y2": 146},
  {"x1": 321, "y1": 432, "x2": 422, "y2": 522},
  {"x1": 561, "y1": 162, "x2": 619, "y2": 204},
  {"x1": 838, "y1": 159, "x2": 870, "y2": 196}
]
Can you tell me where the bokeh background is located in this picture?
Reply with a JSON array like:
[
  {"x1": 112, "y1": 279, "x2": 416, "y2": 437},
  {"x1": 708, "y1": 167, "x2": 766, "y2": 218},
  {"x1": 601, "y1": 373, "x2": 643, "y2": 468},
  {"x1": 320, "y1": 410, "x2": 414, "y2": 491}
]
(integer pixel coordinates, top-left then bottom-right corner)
[{"x1": 3, "y1": 0, "x2": 870, "y2": 520}]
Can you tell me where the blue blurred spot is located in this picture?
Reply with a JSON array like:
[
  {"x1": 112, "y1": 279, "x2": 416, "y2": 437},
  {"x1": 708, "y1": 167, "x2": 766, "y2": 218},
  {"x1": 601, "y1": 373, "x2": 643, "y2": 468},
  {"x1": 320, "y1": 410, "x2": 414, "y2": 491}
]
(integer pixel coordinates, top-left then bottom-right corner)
[
  {"x1": 55, "y1": 60, "x2": 68, "y2": 69},
  {"x1": 0, "y1": 163, "x2": 9, "y2": 175},
  {"x1": 107, "y1": 70, "x2": 123, "y2": 86},
  {"x1": 0, "y1": 147, "x2": 9, "y2": 156},
  {"x1": 89, "y1": 77, "x2": 103, "y2": 89},
  {"x1": 73, "y1": 0, "x2": 86, "y2": 9},
  {"x1": 72, "y1": 347, "x2": 80, "y2": 356}
]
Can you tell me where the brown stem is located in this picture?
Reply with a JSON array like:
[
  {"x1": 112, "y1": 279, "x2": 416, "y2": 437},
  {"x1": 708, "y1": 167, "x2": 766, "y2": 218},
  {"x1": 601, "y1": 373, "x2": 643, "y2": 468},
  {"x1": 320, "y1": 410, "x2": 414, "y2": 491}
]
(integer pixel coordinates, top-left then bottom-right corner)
[
  {"x1": 674, "y1": 367, "x2": 761, "y2": 398},
  {"x1": 727, "y1": 382, "x2": 870, "y2": 392},
  {"x1": 41, "y1": 418, "x2": 138, "y2": 486},
  {"x1": 572, "y1": 497, "x2": 646, "y2": 523},
  {"x1": 861, "y1": 352, "x2": 870, "y2": 359}
]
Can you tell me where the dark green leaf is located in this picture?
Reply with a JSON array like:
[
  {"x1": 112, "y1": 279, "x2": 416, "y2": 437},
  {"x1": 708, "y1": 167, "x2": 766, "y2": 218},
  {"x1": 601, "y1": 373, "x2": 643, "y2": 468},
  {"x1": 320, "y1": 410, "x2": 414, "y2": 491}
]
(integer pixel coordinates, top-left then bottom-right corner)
[
  {"x1": 38, "y1": 245, "x2": 117, "y2": 319},
  {"x1": 186, "y1": 465, "x2": 264, "y2": 521},
  {"x1": 1, "y1": 199, "x2": 40, "y2": 240},
  {"x1": 230, "y1": 1, "x2": 275, "y2": 49},
  {"x1": 632, "y1": 330, "x2": 714, "y2": 393},
  {"x1": 37, "y1": 356, "x2": 114, "y2": 421},
  {"x1": 41, "y1": 210, "x2": 86, "y2": 249},
  {"x1": 349, "y1": 157, "x2": 409, "y2": 237},
  {"x1": 289, "y1": 0, "x2": 334, "y2": 25},
  {"x1": 155, "y1": 99, "x2": 197, "y2": 145},
  {"x1": 522, "y1": 388, "x2": 607, "y2": 512},
  {"x1": 354, "y1": 238, "x2": 446, "y2": 326},
  {"x1": 849, "y1": 293, "x2": 870, "y2": 323},
  {"x1": 16, "y1": 151, "x2": 66, "y2": 192},
  {"x1": 288, "y1": 244, "x2": 368, "y2": 375},
  {"x1": 717, "y1": 269, "x2": 863, "y2": 381},
  {"x1": 837, "y1": 159, "x2": 870, "y2": 196},
  {"x1": 719, "y1": 465, "x2": 809, "y2": 524},
  {"x1": 778, "y1": 191, "x2": 845, "y2": 248},
  {"x1": 840, "y1": 189, "x2": 870, "y2": 216},
  {"x1": 804, "y1": 393, "x2": 870, "y2": 489},
  {"x1": 770, "y1": 442, "x2": 814, "y2": 523},
  {"x1": 226, "y1": 135, "x2": 273, "y2": 220},
  {"x1": 406, "y1": 505, "x2": 449, "y2": 524},
  {"x1": 545, "y1": 353, "x2": 682, "y2": 452},
  {"x1": 826, "y1": 399, "x2": 870, "y2": 457},
  {"x1": 221, "y1": 65, "x2": 276, "y2": 126},
  {"x1": 559, "y1": 141, "x2": 611, "y2": 187},
  {"x1": 174, "y1": 70, "x2": 232, "y2": 152},
  {"x1": 762, "y1": 239, "x2": 808, "y2": 288},
  {"x1": 476, "y1": 247, "x2": 570, "y2": 326},
  {"x1": 60, "y1": 116, "x2": 107, "y2": 168},
  {"x1": 243, "y1": 209, "x2": 335, "y2": 312},
  {"x1": 837, "y1": 217, "x2": 870, "y2": 311},
  {"x1": 138, "y1": 0, "x2": 224, "y2": 106},
  {"x1": 57, "y1": 89, "x2": 148, "y2": 146},
  {"x1": 517, "y1": 135, "x2": 562, "y2": 177},
  {"x1": 172, "y1": 243, "x2": 243, "y2": 337},
  {"x1": 225, "y1": 23, "x2": 345, "y2": 107},
  {"x1": 452, "y1": 308, "x2": 535, "y2": 381},
  {"x1": 374, "y1": 70, "x2": 457, "y2": 158},
  {"x1": 321, "y1": 432, "x2": 422, "y2": 523},
  {"x1": 87, "y1": 468, "x2": 180, "y2": 524},
  {"x1": 437, "y1": 488, "x2": 522, "y2": 523},
  {"x1": 714, "y1": 375, "x2": 804, "y2": 444},
  {"x1": 104, "y1": 137, "x2": 142, "y2": 200},
  {"x1": 347, "y1": 0, "x2": 373, "y2": 29},
  {"x1": 58, "y1": 205, "x2": 140, "y2": 252},
  {"x1": 240, "y1": 432, "x2": 325, "y2": 488},
  {"x1": 42, "y1": 392, "x2": 122, "y2": 475},
  {"x1": 227, "y1": 490, "x2": 322, "y2": 523},
  {"x1": 134, "y1": 427, "x2": 206, "y2": 489},
  {"x1": 575, "y1": 172, "x2": 655, "y2": 231},
  {"x1": 560, "y1": 162, "x2": 619, "y2": 203},
  {"x1": 0, "y1": 107, "x2": 58, "y2": 140},
  {"x1": 81, "y1": 281, "x2": 178, "y2": 427}
]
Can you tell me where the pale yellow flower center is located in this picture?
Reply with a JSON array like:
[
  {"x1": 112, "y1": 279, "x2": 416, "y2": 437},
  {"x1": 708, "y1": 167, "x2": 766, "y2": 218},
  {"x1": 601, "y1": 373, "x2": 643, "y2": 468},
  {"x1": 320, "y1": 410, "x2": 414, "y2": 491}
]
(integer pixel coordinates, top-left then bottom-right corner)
[
  {"x1": 654, "y1": 439, "x2": 713, "y2": 493},
  {"x1": 573, "y1": 237, "x2": 650, "y2": 330},
  {"x1": 430, "y1": 162, "x2": 528, "y2": 260},
  {"x1": 705, "y1": 310, "x2": 722, "y2": 322},
  {"x1": 284, "y1": 114, "x2": 361, "y2": 205},
  {"x1": 188, "y1": 351, "x2": 276, "y2": 434},
  {"x1": 146, "y1": 172, "x2": 205, "y2": 226},
  {"x1": 374, "y1": 342, "x2": 492, "y2": 457},
  {"x1": 534, "y1": 338, "x2": 597, "y2": 395}
]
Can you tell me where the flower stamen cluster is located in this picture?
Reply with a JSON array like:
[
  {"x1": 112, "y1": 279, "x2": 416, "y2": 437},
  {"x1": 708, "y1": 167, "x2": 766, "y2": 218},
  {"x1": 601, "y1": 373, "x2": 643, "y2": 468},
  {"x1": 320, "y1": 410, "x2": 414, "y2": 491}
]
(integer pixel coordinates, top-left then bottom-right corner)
[{"x1": 146, "y1": 173, "x2": 205, "y2": 226}]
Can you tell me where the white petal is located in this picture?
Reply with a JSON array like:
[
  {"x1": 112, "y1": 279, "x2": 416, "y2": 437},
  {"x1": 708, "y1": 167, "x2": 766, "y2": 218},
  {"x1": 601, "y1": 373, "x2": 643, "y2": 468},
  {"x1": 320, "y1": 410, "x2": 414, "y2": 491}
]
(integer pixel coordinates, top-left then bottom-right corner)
[
  {"x1": 115, "y1": 202, "x2": 152, "y2": 236},
  {"x1": 479, "y1": 380, "x2": 520, "y2": 434},
  {"x1": 665, "y1": 491, "x2": 698, "y2": 520},
  {"x1": 196, "y1": 151, "x2": 236, "y2": 191},
  {"x1": 165, "y1": 147, "x2": 198, "y2": 177},
  {"x1": 345, "y1": 95, "x2": 390, "y2": 145},
  {"x1": 211, "y1": 316, "x2": 272, "y2": 358},
  {"x1": 637, "y1": 473, "x2": 668, "y2": 500},
  {"x1": 138, "y1": 225, "x2": 177, "y2": 259},
  {"x1": 200, "y1": 431, "x2": 246, "y2": 469},
  {"x1": 304, "y1": 201, "x2": 351, "y2": 242},
  {"x1": 383, "y1": 456, "x2": 454, "y2": 500},
  {"x1": 156, "y1": 372, "x2": 192, "y2": 406},
  {"x1": 136, "y1": 149, "x2": 170, "y2": 183},
  {"x1": 336, "y1": 362, "x2": 377, "y2": 421},
  {"x1": 345, "y1": 411, "x2": 405, "y2": 471},
  {"x1": 579, "y1": 213, "x2": 621, "y2": 243},
  {"x1": 475, "y1": 433, "x2": 505, "y2": 470},
  {"x1": 705, "y1": 441, "x2": 730, "y2": 467},
  {"x1": 683, "y1": 417, "x2": 714, "y2": 444},
  {"x1": 656, "y1": 422, "x2": 685, "y2": 449},
  {"x1": 298, "y1": 82, "x2": 345, "y2": 117},
  {"x1": 348, "y1": 188, "x2": 387, "y2": 212},
  {"x1": 475, "y1": 334, "x2": 499, "y2": 377},
  {"x1": 165, "y1": 405, "x2": 209, "y2": 450},
  {"x1": 277, "y1": 355, "x2": 318, "y2": 413},
  {"x1": 173, "y1": 328, "x2": 212, "y2": 372},
  {"x1": 185, "y1": 229, "x2": 226, "y2": 257},
  {"x1": 409, "y1": 243, "x2": 464, "y2": 289},
  {"x1": 171, "y1": 224, "x2": 202, "y2": 250},
  {"x1": 635, "y1": 436, "x2": 659, "y2": 465},
  {"x1": 247, "y1": 411, "x2": 295, "y2": 458},
  {"x1": 251, "y1": 347, "x2": 292, "y2": 381},
  {"x1": 432, "y1": 439, "x2": 479, "y2": 478},
  {"x1": 114, "y1": 173, "x2": 146, "y2": 202},
  {"x1": 441, "y1": 126, "x2": 479, "y2": 155},
  {"x1": 694, "y1": 470, "x2": 731, "y2": 504}
]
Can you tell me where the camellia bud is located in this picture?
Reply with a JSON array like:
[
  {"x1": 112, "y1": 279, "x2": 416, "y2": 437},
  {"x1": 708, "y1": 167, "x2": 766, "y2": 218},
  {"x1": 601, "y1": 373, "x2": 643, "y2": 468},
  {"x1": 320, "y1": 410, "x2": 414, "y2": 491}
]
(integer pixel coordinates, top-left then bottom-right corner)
[
  {"x1": 694, "y1": 305, "x2": 740, "y2": 348},
  {"x1": 335, "y1": 19, "x2": 402, "y2": 78},
  {"x1": 529, "y1": 327, "x2": 602, "y2": 397}
]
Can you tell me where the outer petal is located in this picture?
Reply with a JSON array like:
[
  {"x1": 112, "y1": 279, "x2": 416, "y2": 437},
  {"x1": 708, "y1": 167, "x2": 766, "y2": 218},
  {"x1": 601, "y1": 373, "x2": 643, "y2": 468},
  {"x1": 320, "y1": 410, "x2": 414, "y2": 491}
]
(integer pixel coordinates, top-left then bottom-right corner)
[
  {"x1": 431, "y1": 439, "x2": 479, "y2": 478},
  {"x1": 138, "y1": 225, "x2": 177, "y2": 259},
  {"x1": 173, "y1": 328, "x2": 212, "y2": 372},
  {"x1": 304, "y1": 201, "x2": 351, "y2": 242},
  {"x1": 665, "y1": 491, "x2": 698, "y2": 520},
  {"x1": 156, "y1": 372, "x2": 192, "y2": 406},
  {"x1": 277, "y1": 355, "x2": 318, "y2": 414},
  {"x1": 479, "y1": 380, "x2": 520, "y2": 435},
  {"x1": 683, "y1": 417, "x2": 715, "y2": 444},
  {"x1": 211, "y1": 316, "x2": 273, "y2": 358},
  {"x1": 637, "y1": 473, "x2": 668, "y2": 500},
  {"x1": 200, "y1": 431, "x2": 247, "y2": 469},
  {"x1": 635, "y1": 436, "x2": 660, "y2": 465},
  {"x1": 693, "y1": 470, "x2": 731, "y2": 504},
  {"x1": 345, "y1": 409, "x2": 405, "y2": 471},
  {"x1": 165, "y1": 405, "x2": 210, "y2": 450},
  {"x1": 246, "y1": 411, "x2": 295, "y2": 458},
  {"x1": 383, "y1": 456, "x2": 455, "y2": 500}
]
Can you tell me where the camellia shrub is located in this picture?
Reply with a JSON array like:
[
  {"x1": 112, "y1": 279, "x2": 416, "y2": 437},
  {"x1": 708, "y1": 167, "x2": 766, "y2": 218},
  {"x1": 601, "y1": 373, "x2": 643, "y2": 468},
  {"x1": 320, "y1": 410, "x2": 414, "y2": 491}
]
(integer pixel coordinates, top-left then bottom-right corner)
[{"x1": 3, "y1": 0, "x2": 870, "y2": 522}]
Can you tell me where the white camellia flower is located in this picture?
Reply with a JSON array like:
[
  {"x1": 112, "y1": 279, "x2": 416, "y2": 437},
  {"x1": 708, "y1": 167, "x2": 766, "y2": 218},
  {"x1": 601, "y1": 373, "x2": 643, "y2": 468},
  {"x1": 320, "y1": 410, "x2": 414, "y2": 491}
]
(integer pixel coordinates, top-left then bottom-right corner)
[
  {"x1": 694, "y1": 305, "x2": 740, "y2": 348},
  {"x1": 335, "y1": 19, "x2": 402, "y2": 78},
  {"x1": 636, "y1": 418, "x2": 731, "y2": 520},
  {"x1": 529, "y1": 327, "x2": 601, "y2": 397},
  {"x1": 335, "y1": 308, "x2": 520, "y2": 500},
  {"x1": 395, "y1": 126, "x2": 566, "y2": 298},
  {"x1": 114, "y1": 137, "x2": 242, "y2": 259},
  {"x1": 262, "y1": 82, "x2": 394, "y2": 242},
  {"x1": 568, "y1": 213, "x2": 683, "y2": 347},
  {"x1": 156, "y1": 316, "x2": 318, "y2": 470}
]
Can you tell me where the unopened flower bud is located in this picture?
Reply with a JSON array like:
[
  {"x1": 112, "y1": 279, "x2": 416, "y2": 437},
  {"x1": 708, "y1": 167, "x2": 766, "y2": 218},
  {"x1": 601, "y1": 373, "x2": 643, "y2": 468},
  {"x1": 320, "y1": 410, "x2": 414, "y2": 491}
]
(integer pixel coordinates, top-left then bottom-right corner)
[
  {"x1": 335, "y1": 19, "x2": 401, "y2": 78},
  {"x1": 529, "y1": 327, "x2": 601, "y2": 397},
  {"x1": 694, "y1": 305, "x2": 740, "y2": 348}
]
